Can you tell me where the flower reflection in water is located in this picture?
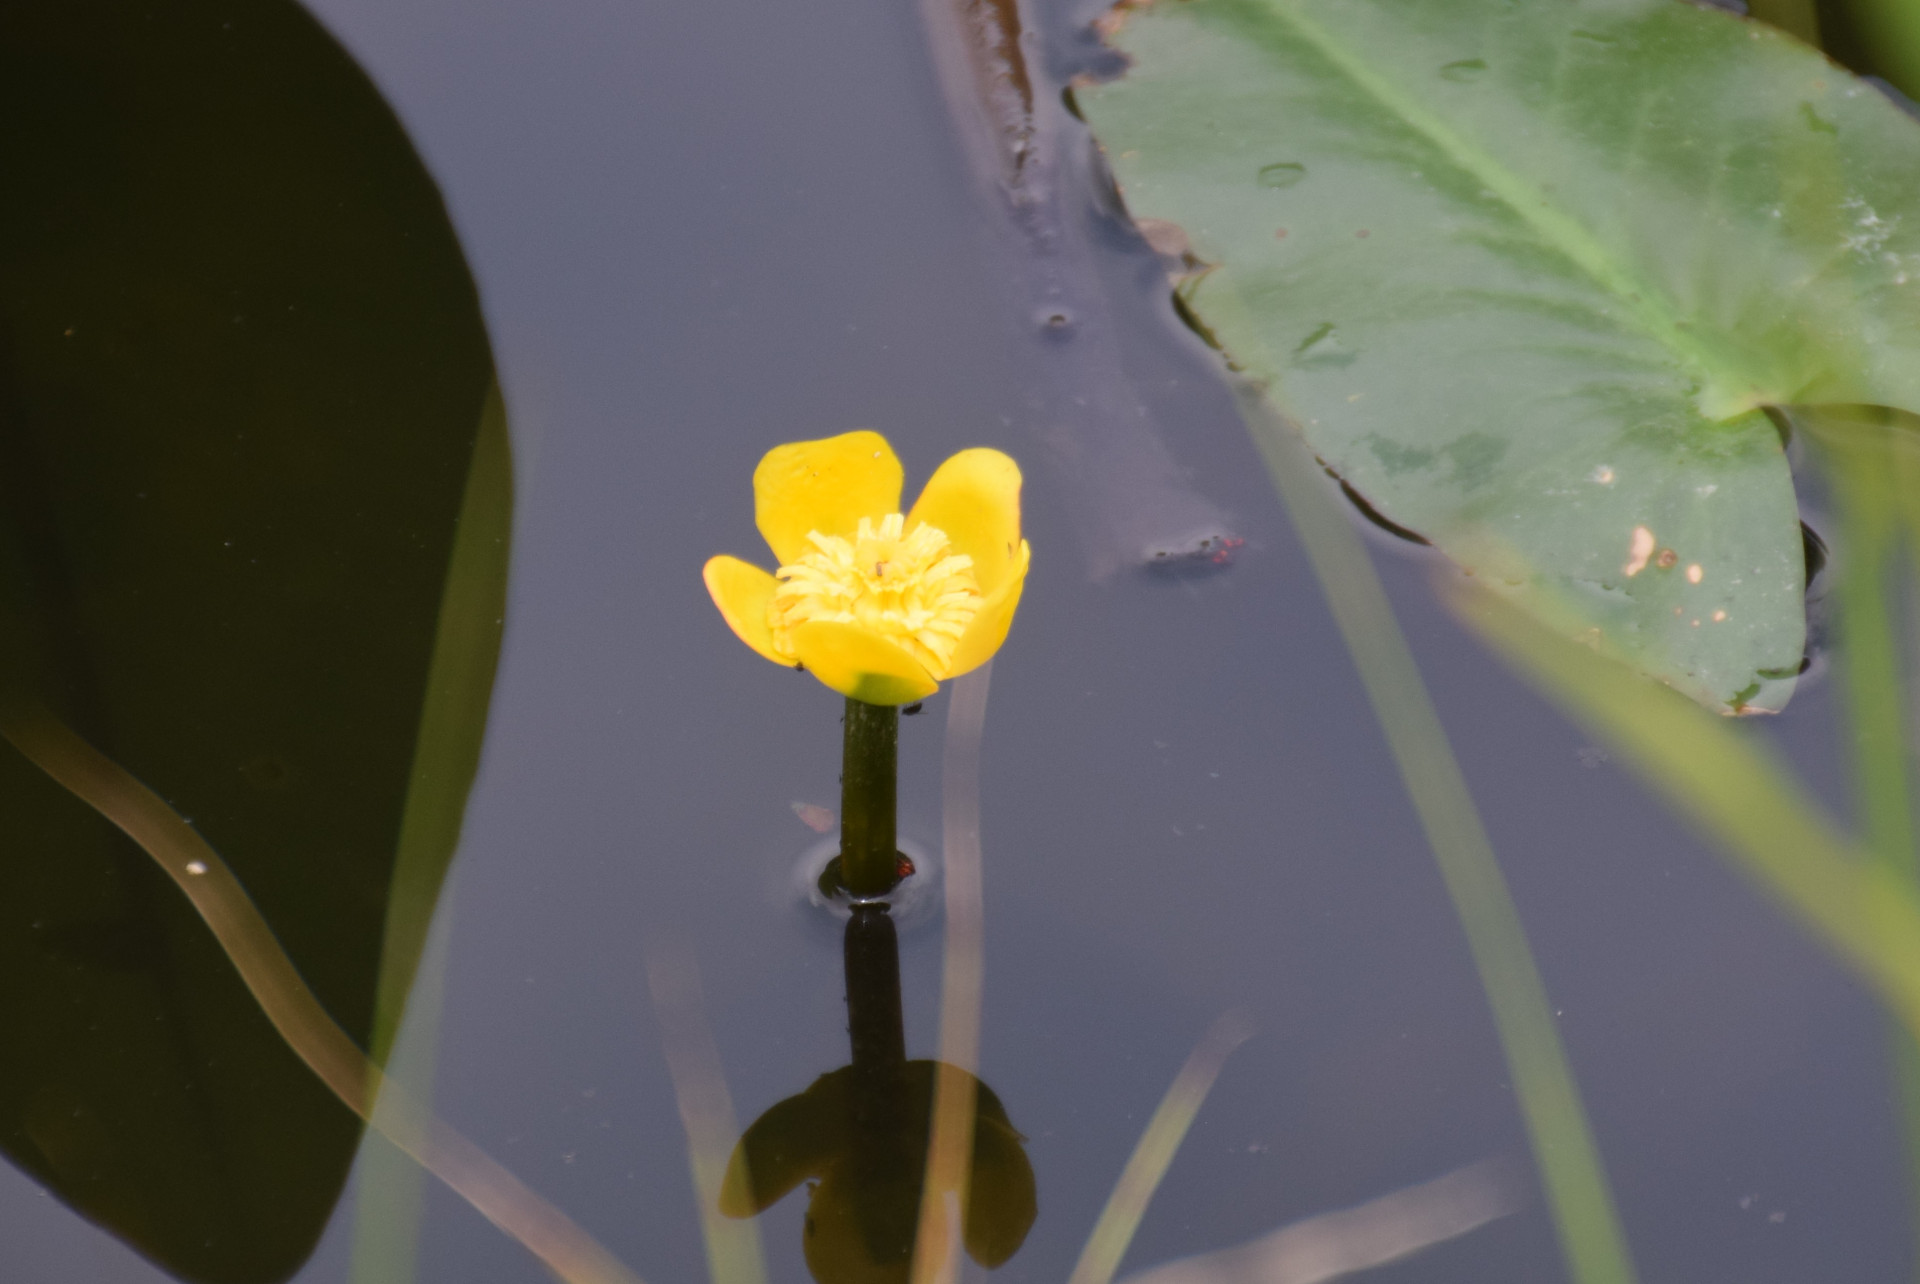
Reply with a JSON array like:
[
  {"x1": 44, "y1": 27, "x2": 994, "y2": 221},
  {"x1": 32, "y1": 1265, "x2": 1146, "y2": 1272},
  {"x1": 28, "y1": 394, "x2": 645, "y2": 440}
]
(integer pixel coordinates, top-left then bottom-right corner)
[{"x1": 721, "y1": 905, "x2": 1036, "y2": 1284}]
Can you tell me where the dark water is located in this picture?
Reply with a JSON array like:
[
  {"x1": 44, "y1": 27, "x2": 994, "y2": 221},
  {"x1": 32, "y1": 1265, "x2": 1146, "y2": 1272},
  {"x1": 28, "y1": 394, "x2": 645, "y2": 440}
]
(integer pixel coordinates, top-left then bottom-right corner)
[{"x1": 1, "y1": 0, "x2": 1908, "y2": 1282}]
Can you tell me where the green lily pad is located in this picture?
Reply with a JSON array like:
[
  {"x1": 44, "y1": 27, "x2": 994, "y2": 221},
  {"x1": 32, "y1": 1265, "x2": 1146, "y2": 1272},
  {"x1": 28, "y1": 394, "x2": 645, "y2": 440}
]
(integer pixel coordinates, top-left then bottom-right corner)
[
  {"x1": 0, "y1": 1, "x2": 505, "y2": 1279},
  {"x1": 1079, "y1": 0, "x2": 1920, "y2": 711}
]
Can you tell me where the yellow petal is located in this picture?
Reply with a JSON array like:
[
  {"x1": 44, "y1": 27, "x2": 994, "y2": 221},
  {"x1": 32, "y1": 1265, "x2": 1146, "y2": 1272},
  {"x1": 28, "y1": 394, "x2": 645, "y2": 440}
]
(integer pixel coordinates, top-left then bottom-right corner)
[
  {"x1": 945, "y1": 539, "x2": 1029, "y2": 678},
  {"x1": 754, "y1": 431, "x2": 903, "y2": 566},
  {"x1": 905, "y1": 447, "x2": 1023, "y2": 594},
  {"x1": 789, "y1": 620, "x2": 939, "y2": 706},
  {"x1": 703, "y1": 555, "x2": 786, "y2": 665}
]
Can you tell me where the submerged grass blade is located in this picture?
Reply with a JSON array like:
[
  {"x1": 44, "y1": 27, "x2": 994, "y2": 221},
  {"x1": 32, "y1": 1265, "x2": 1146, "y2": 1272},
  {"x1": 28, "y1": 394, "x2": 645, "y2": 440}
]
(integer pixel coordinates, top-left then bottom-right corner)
[
  {"x1": 1242, "y1": 394, "x2": 1639, "y2": 1284},
  {"x1": 911, "y1": 665, "x2": 993, "y2": 1284},
  {"x1": 1067, "y1": 1011, "x2": 1252, "y2": 1284},
  {"x1": 1114, "y1": 1157, "x2": 1521, "y2": 1284},
  {"x1": 646, "y1": 946, "x2": 769, "y2": 1284},
  {"x1": 351, "y1": 383, "x2": 513, "y2": 1284},
  {"x1": 1453, "y1": 585, "x2": 1920, "y2": 1035},
  {"x1": 349, "y1": 920, "x2": 453, "y2": 1284},
  {"x1": 0, "y1": 704, "x2": 644, "y2": 1284},
  {"x1": 370, "y1": 387, "x2": 515, "y2": 1066}
]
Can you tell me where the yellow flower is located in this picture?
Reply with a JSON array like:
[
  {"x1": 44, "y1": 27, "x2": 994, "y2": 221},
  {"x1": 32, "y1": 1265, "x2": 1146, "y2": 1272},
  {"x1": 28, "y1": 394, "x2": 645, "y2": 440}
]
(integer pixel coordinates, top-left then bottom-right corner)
[{"x1": 704, "y1": 431, "x2": 1031, "y2": 705}]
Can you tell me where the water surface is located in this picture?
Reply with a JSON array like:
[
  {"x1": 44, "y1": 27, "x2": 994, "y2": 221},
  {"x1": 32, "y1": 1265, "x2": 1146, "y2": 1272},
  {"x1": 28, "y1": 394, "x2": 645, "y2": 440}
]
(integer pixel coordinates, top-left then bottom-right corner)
[{"x1": 1, "y1": 1, "x2": 1906, "y2": 1282}]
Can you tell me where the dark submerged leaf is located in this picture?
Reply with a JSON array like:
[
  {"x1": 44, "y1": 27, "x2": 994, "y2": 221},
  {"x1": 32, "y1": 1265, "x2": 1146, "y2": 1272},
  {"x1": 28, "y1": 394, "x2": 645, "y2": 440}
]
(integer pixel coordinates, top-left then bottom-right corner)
[{"x1": 0, "y1": 1, "x2": 505, "y2": 1278}]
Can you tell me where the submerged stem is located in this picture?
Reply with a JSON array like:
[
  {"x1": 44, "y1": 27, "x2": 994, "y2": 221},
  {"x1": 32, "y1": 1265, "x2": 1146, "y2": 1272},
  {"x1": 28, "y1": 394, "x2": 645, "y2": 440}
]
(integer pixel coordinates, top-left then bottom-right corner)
[
  {"x1": 841, "y1": 698, "x2": 901, "y2": 897},
  {"x1": 0, "y1": 701, "x2": 642, "y2": 1284}
]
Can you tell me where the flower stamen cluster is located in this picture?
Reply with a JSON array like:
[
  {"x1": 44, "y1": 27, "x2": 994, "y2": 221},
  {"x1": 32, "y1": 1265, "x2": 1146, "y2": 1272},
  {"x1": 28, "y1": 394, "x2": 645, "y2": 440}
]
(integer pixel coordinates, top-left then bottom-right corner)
[{"x1": 770, "y1": 514, "x2": 982, "y2": 675}]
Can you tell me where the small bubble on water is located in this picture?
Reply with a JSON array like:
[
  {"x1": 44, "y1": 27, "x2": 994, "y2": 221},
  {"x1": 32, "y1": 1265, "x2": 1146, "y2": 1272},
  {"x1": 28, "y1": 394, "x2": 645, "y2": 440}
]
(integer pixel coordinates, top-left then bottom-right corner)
[{"x1": 1256, "y1": 162, "x2": 1307, "y2": 188}]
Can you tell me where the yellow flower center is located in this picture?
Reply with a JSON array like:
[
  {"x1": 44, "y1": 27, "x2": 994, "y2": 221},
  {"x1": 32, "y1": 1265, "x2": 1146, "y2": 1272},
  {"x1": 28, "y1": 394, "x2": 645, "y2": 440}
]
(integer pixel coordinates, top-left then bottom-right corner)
[{"x1": 770, "y1": 514, "x2": 982, "y2": 675}]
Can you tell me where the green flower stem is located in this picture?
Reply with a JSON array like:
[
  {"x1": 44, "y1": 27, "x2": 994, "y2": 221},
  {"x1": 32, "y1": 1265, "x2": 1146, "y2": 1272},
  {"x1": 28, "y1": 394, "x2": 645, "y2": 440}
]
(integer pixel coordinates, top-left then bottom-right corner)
[
  {"x1": 838, "y1": 702, "x2": 913, "y2": 1265},
  {"x1": 841, "y1": 698, "x2": 901, "y2": 898}
]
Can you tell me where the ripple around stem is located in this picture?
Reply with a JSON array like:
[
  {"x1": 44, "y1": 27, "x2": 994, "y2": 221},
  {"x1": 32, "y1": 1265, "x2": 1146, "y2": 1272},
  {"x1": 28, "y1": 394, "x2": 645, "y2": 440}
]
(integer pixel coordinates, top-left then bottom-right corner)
[{"x1": 795, "y1": 835, "x2": 943, "y2": 931}]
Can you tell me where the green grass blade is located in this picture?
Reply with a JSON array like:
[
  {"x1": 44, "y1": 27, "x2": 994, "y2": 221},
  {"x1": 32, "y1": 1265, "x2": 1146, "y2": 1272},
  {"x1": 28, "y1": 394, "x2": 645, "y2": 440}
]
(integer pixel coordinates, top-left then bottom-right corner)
[
  {"x1": 1746, "y1": 0, "x2": 1822, "y2": 45},
  {"x1": 1811, "y1": 407, "x2": 1920, "y2": 1282},
  {"x1": 1812, "y1": 417, "x2": 1919, "y2": 885},
  {"x1": 1454, "y1": 582, "x2": 1920, "y2": 1037},
  {"x1": 1855, "y1": 0, "x2": 1920, "y2": 96},
  {"x1": 1244, "y1": 395, "x2": 1639, "y2": 1284}
]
